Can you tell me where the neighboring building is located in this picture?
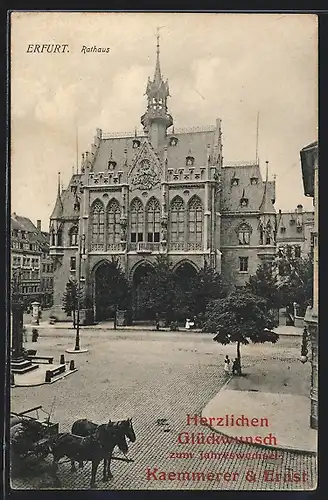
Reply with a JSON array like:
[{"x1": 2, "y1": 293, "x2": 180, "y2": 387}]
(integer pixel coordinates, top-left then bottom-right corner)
[
  {"x1": 276, "y1": 205, "x2": 314, "y2": 259},
  {"x1": 11, "y1": 214, "x2": 54, "y2": 309},
  {"x1": 49, "y1": 37, "x2": 277, "y2": 322},
  {"x1": 40, "y1": 228, "x2": 55, "y2": 308},
  {"x1": 300, "y1": 140, "x2": 318, "y2": 430}
]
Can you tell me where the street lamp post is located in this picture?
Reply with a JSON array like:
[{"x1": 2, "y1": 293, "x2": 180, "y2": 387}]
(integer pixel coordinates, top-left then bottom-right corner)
[{"x1": 67, "y1": 234, "x2": 88, "y2": 353}]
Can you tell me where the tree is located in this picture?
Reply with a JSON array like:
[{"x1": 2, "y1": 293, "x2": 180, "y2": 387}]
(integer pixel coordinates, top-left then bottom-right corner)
[
  {"x1": 202, "y1": 290, "x2": 278, "y2": 373},
  {"x1": 188, "y1": 263, "x2": 227, "y2": 326},
  {"x1": 276, "y1": 248, "x2": 313, "y2": 316},
  {"x1": 62, "y1": 279, "x2": 83, "y2": 328},
  {"x1": 246, "y1": 262, "x2": 281, "y2": 311},
  {"x1": 95, "y1": 258, "x2": 131, "y2": 318},
  {"x1": 140, "y1": 255, "x2": 181, "y2": 324}
]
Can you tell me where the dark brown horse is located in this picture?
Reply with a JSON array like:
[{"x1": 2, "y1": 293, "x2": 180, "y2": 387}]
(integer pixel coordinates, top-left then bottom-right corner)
[
  {"x1": 50, "y1": 422, "x2": 122, "y2": 488},
  {"x1": 71, "y1": 418, "x2": 136, "y2": 482}
]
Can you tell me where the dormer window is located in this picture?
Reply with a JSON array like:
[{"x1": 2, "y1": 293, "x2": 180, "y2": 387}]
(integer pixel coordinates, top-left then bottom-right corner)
[
  {"x1": 108, "y1": 159, "x2": 117, "y2": 170},
  {"x1": 186, "y1": 155, "x2": 194, "y2": 166},
  {"x1": 240, "y1": 189, "x2": 249, "y2": 207},
  {"x1": 108, "y1": 150, "x2": 117, "y2": 170},
  {"x1": 170, "y1": 136, "x2": 178, "y2": 147},
  {"x1": 74, "y1": 196, "x2": 80, "y2": 212},
  {"x1": 280, "y1": 227, "x2": 286, "y2": 233},
  {"x1": 250, "y1": 176, "x2": 258, "y2": 185},
  {"x1": 231, "y1": 176, "x2": 239, "y2": 187}
]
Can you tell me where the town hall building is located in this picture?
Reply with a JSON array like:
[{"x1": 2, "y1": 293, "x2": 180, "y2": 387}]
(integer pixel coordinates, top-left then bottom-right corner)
[{"x1": 49, "y1": 37, "x2": 277, "y2": 322}]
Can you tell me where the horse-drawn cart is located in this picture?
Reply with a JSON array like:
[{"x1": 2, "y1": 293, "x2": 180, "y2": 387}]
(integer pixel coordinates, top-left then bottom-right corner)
[{"x1": 10, "y1": 405, "x2": 59, "y2": 467}]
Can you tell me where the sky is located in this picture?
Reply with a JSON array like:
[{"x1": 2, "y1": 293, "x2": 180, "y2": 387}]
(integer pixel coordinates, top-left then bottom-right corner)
[{"x1": 10, "y1": 12, "x2": 318, "y2": 230}]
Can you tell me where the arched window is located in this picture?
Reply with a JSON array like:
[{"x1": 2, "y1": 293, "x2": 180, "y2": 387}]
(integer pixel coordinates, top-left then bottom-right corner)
[
  {"x1": 69, "y1": 226, "x2": 78, "y2": 246},
  {"x1": 130, "y1": 198, "x2": 144, "y2": 243},
  {"x1": 107, "y1": 199, "x2": 121, "y2": 246},
  {"x1": 146, "y1": 197, "x2": 160, "y2": 243},
  {"x1": 265, "y1": 221, "x2": 272, "y2": 245},
  {"x1": 170, "y1": 197, "x2": 185, "y2": 244},
  {"x1": 91, "y1": 200, "x2": 105, "y2": 249},
  {"x1": 57, "y1": 228, "x2": 63, "y2": 246},
  {"x1": 50, "y1": 229, "x2": 55, "y2": 246},
  {"x1": 237, "y1": 223, "x2": 251, "y2": 245},
  {"x1": 188, "y1": 196, "x2": 203, "y2": 247}
]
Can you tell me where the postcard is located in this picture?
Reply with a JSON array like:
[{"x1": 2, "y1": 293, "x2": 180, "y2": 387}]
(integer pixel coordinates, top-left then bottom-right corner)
[{"x1": 9, "y1": 11, "x2": 318, "y2": 491}]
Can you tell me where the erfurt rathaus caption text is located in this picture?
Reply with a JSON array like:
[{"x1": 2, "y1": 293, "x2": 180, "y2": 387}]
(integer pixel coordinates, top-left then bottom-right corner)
[
  {"x1": 26, "y1": 44, "x2": 110, "y2": 54},
  {"x1": 145, "y1": 414, "x2": 309, "y2": 484}
]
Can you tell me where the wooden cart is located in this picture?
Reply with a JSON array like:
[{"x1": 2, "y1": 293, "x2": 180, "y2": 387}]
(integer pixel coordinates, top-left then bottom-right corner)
[{"x1": 10, "y1": 405, "x2": 59, "y2": 465}]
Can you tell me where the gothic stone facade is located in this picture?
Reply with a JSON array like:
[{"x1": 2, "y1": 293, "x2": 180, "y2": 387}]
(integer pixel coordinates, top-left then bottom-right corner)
[{"x1": 49, "y1": 45, "x2": 277, "y2": 321}]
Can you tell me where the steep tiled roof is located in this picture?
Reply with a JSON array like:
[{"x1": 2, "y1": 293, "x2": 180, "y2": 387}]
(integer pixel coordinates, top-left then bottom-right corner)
[
  {"x1": 12, "y1": 214, "x2": 38, "y2": 233},
  {"x1": 220, "y1": 164, "x2": 276, "y2": 213},
  {"x1": 90, "y1": 129, "x2": 216, "y2": 175},
  {"x1": 50, "y1": 189, "x2": 63, "y2": 219},
  {"x1": 11, "y1": 214, "x2": 49, "y2": 251},
  {"x1": 166, "y1": 130, "x2": 215, "y2": 168},
  {"x1": 58, "y1": 173, "x2": 85, "y2": 219}
]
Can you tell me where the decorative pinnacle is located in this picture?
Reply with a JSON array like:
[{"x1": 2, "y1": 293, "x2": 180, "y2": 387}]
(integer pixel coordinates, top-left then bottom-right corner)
[{"x1": 154, "y1": 26, "x2": 162, "y2": 84}]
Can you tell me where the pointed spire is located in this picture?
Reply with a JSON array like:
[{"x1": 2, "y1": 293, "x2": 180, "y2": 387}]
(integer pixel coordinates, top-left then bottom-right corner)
[
  {"x1": 50, "y1": 172, "x2": 63, "y2": 219},
  {"x1": 154, "y1": 27, "x2": 162, "y2": 85}
]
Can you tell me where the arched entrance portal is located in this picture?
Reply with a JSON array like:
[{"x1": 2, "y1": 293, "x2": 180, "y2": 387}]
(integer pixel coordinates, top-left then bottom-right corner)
[
  {"x1": 94, "y1": 260, "x2": 129, "y2": 322},
  {"x1": 174, "y1": 261, "x2": 198, "y2": 284},
  {"x1": 132, "y1": 262, "x2": 154, "y2": 321},
  {"x1": 174, "y1": 261, "x2": 198, "y2": 321}
]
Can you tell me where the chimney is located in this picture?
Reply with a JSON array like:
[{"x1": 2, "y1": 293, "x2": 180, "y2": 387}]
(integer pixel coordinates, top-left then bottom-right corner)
[
  {"x1": 297, "y1": 204, "x2": 303, "y2": 213},
  {"x1": 37, "y1": 219, "x2": 41, "y2": 231}
]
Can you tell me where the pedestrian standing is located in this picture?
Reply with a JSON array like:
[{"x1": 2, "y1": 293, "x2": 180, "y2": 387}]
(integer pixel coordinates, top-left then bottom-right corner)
[
  {"x1": 232, "y1": 358, "x2": 241, "y2": 376},
  {"x1": 224, "y1": 355, "x2": 230, "y2": 374},
  {"x1": 23, "y1": 326, "x2": 28, "y2": 343}
]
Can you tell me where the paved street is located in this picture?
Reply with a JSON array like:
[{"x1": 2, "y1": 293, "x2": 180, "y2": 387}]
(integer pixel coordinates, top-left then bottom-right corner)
[{"x1": 10, "y1": 328, "x2": 317, "y2": 491}]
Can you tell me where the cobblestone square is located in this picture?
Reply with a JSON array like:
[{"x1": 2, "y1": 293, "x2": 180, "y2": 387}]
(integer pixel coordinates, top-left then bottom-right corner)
[{"x1": 10, "y1": 328, "x2": 317, "y2": 491}]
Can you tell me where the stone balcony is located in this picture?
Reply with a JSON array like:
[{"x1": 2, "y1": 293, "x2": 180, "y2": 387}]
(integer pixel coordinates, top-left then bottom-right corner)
[{"x1": 130, "y1": 242, "x2": 161, "y2": 253}]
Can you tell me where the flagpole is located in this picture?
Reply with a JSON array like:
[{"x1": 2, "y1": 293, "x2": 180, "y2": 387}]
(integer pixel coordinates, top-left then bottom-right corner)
[
  {"x1": 76, "y1": 125, "x2": 79, "y2": 175},
  {"x1": 255, "y1": 111, "x2": 260, "y2": 164}
]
